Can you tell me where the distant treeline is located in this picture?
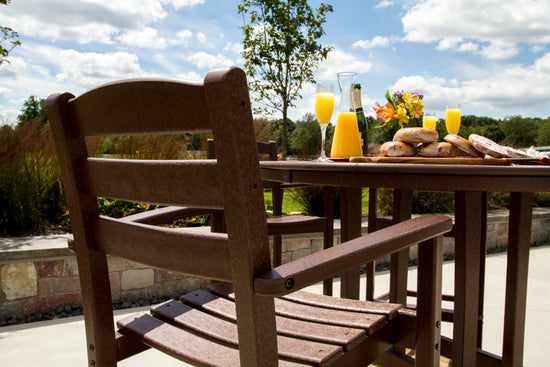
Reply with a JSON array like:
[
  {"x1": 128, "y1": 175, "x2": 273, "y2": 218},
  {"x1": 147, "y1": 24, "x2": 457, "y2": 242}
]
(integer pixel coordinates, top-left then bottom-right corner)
[{"x1": 255, "y1": 113, "x2": 550, "y2": 157}]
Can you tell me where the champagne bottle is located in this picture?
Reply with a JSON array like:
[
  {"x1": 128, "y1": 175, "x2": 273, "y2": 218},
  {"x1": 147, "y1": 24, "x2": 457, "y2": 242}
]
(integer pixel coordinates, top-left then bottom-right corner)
[{"x1": 353, "y1": 84, "x2": 368, "y2": 155}]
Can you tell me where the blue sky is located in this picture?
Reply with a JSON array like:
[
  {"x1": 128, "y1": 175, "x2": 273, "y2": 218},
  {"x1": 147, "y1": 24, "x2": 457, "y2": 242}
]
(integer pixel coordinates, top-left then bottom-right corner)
[{"x1": 1, "y1": 0, "x2": 550, "y2": 125}]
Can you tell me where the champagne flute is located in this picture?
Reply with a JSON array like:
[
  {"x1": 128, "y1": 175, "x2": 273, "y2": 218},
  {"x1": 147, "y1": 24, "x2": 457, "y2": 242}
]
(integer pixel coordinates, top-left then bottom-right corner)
[
  {"x1": 445, "y1": 104, "x2": 461, "y2": 134},
  {"x1": 314, "y1": 83, "x2": 334, "y2": 162},
  {"x1": 423, "y1": 112, "x2": 437, "y2": 129}
]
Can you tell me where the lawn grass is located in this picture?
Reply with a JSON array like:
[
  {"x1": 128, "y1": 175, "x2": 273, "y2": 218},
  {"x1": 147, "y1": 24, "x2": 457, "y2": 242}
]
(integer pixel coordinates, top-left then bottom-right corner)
[{"x1": 265, "y1": 188, "x2": 369, "y2": 215}]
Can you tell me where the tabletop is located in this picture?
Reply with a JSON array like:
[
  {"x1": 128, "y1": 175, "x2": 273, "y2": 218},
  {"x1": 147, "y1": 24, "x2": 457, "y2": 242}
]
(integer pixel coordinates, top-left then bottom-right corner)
[{"x1": 261, "y1": 160, "x2": 550, "y2": 192}]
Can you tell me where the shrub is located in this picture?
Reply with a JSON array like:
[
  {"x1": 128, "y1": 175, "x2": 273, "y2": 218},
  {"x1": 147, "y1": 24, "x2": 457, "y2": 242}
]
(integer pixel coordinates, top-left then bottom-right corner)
[{"x1": 0, "y1": 122, "x2": 67, "y2": 235}]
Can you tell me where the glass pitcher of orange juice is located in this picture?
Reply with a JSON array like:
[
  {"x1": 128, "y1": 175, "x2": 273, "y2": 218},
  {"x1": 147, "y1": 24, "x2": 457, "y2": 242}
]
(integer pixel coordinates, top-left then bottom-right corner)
[{"x1": 330, "y1": 72, "x2": 362, "y2": 159}]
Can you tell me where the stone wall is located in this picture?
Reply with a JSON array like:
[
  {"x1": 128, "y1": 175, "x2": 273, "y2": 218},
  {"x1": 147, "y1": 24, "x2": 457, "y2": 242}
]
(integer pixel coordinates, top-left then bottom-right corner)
[{"x1": 1, "y1": 208, "x2": 549, "y2": 324}]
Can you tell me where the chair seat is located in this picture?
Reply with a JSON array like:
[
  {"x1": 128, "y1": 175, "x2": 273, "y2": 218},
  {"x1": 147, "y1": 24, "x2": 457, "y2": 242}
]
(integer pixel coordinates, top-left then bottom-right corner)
[
  {"x1": 267, "y1": 214, "x2": 327, "y2": 235},
  {"x1": 116, "y1": 282, "x2": 402, "y2": 367}
]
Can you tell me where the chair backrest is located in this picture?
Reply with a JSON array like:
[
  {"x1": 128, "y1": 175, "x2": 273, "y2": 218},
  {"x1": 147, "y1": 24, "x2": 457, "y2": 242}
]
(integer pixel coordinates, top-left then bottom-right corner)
[{"x1": 46, "y1": 67, "x2": 278, "y2": 365}]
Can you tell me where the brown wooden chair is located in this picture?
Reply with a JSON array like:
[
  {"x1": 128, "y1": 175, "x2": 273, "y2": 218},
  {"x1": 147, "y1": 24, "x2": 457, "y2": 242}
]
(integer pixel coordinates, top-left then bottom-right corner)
[{"x1": 47, "y1": 66, "x2": 452, "y2": 366}]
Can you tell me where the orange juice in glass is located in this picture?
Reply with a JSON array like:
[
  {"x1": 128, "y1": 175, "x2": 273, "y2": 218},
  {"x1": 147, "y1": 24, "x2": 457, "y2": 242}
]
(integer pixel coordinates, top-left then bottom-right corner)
[
  {"x1": 314, "y1": 83, "x2": 334, "y2": 162},
  {"x1": 445, "y1": 104, "x2": 461, "y2": 134},
  {"x1": 423, "y1": 112, "x2": 437, "y2": 129},
  {"x1": 330, "y1": 112, "x2": 362, "y2": 158}
]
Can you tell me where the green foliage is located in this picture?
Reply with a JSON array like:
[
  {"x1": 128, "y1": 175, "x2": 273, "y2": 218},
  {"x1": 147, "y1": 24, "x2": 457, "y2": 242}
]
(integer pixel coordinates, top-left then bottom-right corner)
[
  {"x1": 500, "y1": 115, "x2": 540, "y2": 147},
  {"x1": 1, "y1": 0, "x2": 20, "y2": 66},
  {"x1": 97, "y1": 198, "x2": 158, "y2": 219},
  {"x1": 535, "y1": 120, "x2": 550, "y2": 146},
  {"x1": 17, "y1": 96, "x2": 48, "y2": 127},
  {"x1": 238, "y1": 0, "x2": 333, "y2": 156},
  {"x1": 289, "y1": 113, "x2": 320, "y2": 157},
  {"x1": 0, "y1": 122, "x2": 67, "y2": 235},
  {"x1": 288, "y1": 186, "x2": 341, "y2": 218},
  {"x1": 376, "y1": 189, "x2": 454, "y2": 216}
]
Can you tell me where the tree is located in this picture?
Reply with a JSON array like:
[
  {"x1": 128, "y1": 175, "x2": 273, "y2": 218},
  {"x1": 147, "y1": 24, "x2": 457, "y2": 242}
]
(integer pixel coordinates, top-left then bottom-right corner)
[
  {"x1": 238, "y1": 0, "x2": 333, "y2": 158},
  {"x1": 289, "y1": 113, "x2": 319, "y2": 157},
  {"x1": 500, "y1": 115, "x2": 539, "y2": 147},
  {"x1": 17, "y1": 96, "x2": 48, "y2": 127},
  {"x1": 1, "y1": 0, "x2": 21, "y2": 66}
]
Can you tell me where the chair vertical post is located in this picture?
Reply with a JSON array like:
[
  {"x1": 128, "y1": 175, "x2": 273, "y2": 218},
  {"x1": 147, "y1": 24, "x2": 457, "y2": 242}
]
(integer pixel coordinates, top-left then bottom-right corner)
[
  {"x1": 416, "y1": 236, "x2": 443, "y2": 367},
  {"x1": 205, "y1": 67, "x2": 278, "y2": 367},
  {"x1": 46, "y1": 92, "x2": 118, "y2": 366}
]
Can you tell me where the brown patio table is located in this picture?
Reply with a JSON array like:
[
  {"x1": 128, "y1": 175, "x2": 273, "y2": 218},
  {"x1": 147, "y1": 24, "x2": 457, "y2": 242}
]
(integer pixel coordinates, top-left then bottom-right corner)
[{"x1": 260, "y1": 159, "x2": 550, "y2": 367}]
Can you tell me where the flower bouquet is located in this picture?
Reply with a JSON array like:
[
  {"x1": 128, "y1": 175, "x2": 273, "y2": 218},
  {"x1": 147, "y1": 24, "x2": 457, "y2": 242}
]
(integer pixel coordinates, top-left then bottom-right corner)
[{"x1": 373, "y1": 90, "x2": 424, "y2": 128}]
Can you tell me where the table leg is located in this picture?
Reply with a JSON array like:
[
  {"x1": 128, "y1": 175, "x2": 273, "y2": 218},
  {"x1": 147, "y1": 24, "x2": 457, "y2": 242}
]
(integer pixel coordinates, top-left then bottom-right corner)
[
  {"x1": 389, "y1": 189, "x2": 413, "y2": 305},
  {"x1": 477, "y1": 192, "x2": 488, "y2": 349},
  {"x1": 502, "y1": 192, "x2": 533, "y2": 367},
  {"x1": 452, "y1": 191, "x2": 483, "y2": 366},
  {"x1": 339, "y1": 187, "x2": 362, "y2": 299}
]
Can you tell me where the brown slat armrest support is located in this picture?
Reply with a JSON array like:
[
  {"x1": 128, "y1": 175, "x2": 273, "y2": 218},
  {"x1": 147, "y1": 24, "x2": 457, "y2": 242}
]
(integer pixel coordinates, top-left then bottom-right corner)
[
  {"x1": 255, "y1": 215, "x2": 452, "y2": 296},
  {"x1": 120, "y1": 206, "x2": 219, "y2": 225}
]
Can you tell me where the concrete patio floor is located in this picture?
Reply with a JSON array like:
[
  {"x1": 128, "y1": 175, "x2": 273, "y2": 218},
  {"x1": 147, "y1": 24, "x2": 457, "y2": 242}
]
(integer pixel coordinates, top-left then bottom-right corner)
[{"x1": 1, "y1": 246, "x2": 548, "y2": 366}]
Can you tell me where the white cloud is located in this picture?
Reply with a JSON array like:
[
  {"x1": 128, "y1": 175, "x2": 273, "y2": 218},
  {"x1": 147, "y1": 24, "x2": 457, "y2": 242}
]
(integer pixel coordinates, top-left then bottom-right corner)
[
  {"x1": 480, "y1": 41, "x2": 519, "y2": 60},
  {"x1": 402, "y1": 0, "x2": 550, "y2": 60},
  {"x1": 0, "y1": 57, "x2": 27, "y2": 79},
  {"x1": 390, "y1": 52, "x2": 550, "y2": 115},
  {"x1": 375, "y1": 0, "x2": 393, "y2": 9},
  {"x1": 117, "y1": 27, "x2": 168, "y2": 49},
  {"x1": 53, "y1": 49, "x2": 145, "y2": 87},
  {"x1": 457, "y1": 42, "x2": 479, "y2": 53},
  {"x1": 161, "y1": 0, "x2": 205, "y2": 10},
  {"x1": 316, "y1": 49, "x2": 373, "y2": 80},
  {"x1": 352, "y1": 36, "x2": 392, "y2": 50},
  {"x1": 174, "y1": 29, "x2": 194, "y2": 47},
  {"x1": 186, "y1": 52, "x2": 233, "y2": 69},
  {"x1": 177, "y1": 71, "x2": 202, "y2": 81},
  {"x1": 223, "y1": 42, "x2": 243, "y2": 55},
  {"x1": 197, "y1": 32, "x2": 208, "y2": 44},
  {"x1": 0, "y1": 0, "x2": 167, "y2": 44}
]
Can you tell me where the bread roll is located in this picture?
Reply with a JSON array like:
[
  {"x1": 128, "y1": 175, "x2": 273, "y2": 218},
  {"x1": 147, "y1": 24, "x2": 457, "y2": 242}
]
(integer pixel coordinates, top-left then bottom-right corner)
[
  {"x1": 417, "y1": 142, "x2": 458, "y2": 157},
  {"x1": 395, "y1": 127, "x2": 438, "y2": 144},
  {"x1": 380, "y1": 141, "x2": 416, "y2": 157},
  {"x1": 444, "y1": 134, "x2": 484, "y2": 158}
]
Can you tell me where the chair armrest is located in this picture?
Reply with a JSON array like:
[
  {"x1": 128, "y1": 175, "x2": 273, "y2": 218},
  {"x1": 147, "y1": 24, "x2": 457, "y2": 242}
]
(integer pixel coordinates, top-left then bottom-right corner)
[
  {"x1": 254, "y1": 215, "x2": 452, "y2": 296},
  {"x1": 119, "y1": 206, "x2": 220, "y2": 225}
]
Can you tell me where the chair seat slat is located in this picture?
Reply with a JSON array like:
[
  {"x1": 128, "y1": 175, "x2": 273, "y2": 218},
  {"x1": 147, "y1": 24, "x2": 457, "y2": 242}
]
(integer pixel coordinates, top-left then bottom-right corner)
[
  {"x1": 84, "y1": 158, "x2": 223, "y2": 208},
  {"x1": 282, "y1": 290, "x2": 401, "y2": 320},
  {"x1": 182, "y1": 288, "x2": 373, "y2": 349},
  {"x1": 151, "y1": 300, "x2": 344, "y2": 366},
  {"x1": 208, "y1": 283, "x2": 391, "y2": 334}
]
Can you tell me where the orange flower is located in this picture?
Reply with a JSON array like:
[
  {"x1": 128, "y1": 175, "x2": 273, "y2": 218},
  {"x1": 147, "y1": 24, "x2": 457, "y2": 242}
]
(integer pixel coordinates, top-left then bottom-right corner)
[{"x1": 373, "y1": 102, "x2": 396, "y2": 123}]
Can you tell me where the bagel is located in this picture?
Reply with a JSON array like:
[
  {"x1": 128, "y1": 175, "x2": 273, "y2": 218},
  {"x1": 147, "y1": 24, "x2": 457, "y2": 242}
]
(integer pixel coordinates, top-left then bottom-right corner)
[
  {"x1": 444, "y1": 134, "x2": 484, "y2": 158},
  {"x1": 417, "y1": 142, "x2": 459, "y2": 157},
  {"x1": 380, "y1": 141, "x2": 416, "y2": 157},
  {"x1": 394, "y1": 127, "x2": 438, "y2": 144},
  {"x1": 468, "y1": 134, "x2": 508, "y2": 158}
]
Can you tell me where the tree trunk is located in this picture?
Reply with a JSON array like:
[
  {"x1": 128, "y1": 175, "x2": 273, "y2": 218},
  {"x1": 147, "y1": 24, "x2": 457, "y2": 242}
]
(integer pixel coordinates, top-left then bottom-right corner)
[{"x1": 281, "y1": 102, "x2": 288, "y2": 160}]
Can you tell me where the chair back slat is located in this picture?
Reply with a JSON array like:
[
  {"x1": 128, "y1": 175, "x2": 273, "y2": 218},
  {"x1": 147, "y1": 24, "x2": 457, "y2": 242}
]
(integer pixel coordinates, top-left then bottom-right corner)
[
  {"x1": 67, "y1": 79, "x2": 210, "y2": 136},
  {"x1": 83, "y1": 158, "x2": 223, "y2": 208},
  {"x1": 92, "y1": 217, "x2": 232, "y2": 280}
]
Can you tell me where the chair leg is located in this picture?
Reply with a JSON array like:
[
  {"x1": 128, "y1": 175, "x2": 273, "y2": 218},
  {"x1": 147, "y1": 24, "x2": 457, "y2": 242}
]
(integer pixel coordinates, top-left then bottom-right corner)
[{"x1": 415, "y1": 236, "x2": 443, "y2": 367}]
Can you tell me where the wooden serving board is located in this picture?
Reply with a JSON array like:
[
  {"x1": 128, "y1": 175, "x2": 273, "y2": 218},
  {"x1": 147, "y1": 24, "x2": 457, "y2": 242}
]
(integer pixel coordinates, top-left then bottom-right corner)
[{"x1": 349, "y1": 156, "x2": 511, "y2": 165}]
